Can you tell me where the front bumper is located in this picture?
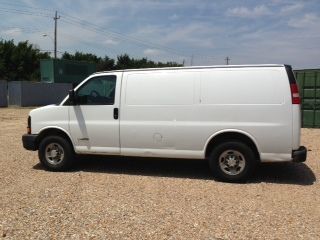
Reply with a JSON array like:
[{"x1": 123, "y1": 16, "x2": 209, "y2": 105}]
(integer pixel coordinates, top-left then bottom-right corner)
[
  {"x1": 292, "y1": 146, "x2": 307, "y2": 162},
  {"x1": 22, "y1": 134, "x2": 38, "y2": 151}
]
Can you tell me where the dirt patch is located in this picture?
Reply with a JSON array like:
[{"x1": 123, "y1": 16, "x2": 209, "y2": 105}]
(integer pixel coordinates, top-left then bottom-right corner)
[{"x1": 0, "y1": 108, "x2": 319, "y2": 239}]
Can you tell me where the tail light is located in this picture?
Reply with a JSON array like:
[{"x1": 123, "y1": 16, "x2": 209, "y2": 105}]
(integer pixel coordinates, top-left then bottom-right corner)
[
  {"x1": 27, "y1": 116, "x2": 31, "y2": 134},
  {"x1": 285, "y1": 65, "x2": 301, "y2": 105},
  {"x1": 290, "y1": 83, "x2": 301, "y2": 104}
]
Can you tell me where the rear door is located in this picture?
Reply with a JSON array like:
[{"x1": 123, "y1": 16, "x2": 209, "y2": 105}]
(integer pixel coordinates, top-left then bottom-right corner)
[{"x1": 69, "y1": 73, "x2": 122, "y2": 154}]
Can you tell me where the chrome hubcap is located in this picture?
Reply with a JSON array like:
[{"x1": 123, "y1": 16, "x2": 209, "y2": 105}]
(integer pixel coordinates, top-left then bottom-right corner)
[
  {"x1": 45, "y1": 143, "x2": 64, "y2": 165},
  {"x1": 219, "y1": 150, "x2": 246, "y2": 176}
]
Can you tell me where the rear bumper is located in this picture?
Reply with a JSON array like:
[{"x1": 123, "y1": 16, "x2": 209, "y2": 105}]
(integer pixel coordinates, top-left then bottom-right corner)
[
  {"x1": 292, "y1": 146, "x2": 307, "y2": 163},
  {"x1": 22, "y1": 134, "x2": 38, "y2": 151}
]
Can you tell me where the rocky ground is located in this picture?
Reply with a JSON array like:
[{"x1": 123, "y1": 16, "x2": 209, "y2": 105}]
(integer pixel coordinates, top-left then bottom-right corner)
[{"x1": 0, "y1": 108, "x2": 319, "y2": 239}]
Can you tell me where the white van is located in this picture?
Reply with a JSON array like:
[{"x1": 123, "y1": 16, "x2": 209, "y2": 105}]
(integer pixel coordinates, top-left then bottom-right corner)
[{"x1": 22, "y1": 64, "x2": 306, "y2": 182}]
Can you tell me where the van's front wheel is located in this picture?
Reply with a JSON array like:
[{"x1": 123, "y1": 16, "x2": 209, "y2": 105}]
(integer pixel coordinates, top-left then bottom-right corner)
[
  {"x1": 38, "y1": 135, "x2": 74, "y2": 171},
  {"x1": 209, "y1": 141, "x2": 256, "y2": 182}
]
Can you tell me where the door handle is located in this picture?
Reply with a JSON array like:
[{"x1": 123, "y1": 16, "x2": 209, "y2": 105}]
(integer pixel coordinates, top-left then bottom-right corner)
[
  {"x1": 113, "y1": 108, "x2": 119, "y2": 119},
  {"x1": 78, "y1": 138, "x2": 89, "y2": 141}
]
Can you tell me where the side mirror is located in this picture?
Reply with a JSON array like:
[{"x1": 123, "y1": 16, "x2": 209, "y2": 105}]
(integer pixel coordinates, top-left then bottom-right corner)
[{"x1": 68, "y1": 89, "x2": 76, "y2": 105}]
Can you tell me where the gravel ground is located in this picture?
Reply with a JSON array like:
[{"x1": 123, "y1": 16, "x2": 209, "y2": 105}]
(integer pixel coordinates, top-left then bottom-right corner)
[{"x1": 0, "y1": 108, "x2": 319, "y2": 240}]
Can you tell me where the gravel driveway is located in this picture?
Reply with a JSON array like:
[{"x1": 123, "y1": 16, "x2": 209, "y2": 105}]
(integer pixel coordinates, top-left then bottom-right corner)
[{"x1": 0, "y1": 108, "x2": 319, "y2": 239}]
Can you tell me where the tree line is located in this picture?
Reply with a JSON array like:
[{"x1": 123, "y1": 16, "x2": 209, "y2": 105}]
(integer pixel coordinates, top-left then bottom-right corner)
[{"x1": 0, "y1": 40, "x2": 182, "y2": 82}]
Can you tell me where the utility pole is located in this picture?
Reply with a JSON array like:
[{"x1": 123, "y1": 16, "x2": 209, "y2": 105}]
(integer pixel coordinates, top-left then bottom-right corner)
[
  {"x1": 225, "y1": 56, "x2": 230, "y2": 65},
  {"x1": 190, "y1": 54, "x2": 194, "y2": 66},
  {"x1": 54, "y1": 11, "x2": 60, "y2": 59}
]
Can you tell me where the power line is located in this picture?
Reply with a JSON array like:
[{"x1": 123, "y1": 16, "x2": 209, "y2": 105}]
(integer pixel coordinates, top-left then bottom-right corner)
[
  {"x1": 0, "y1": 2, "x2": 215, "y2": 62},
  {"x1": 0, "y1": 4, "x2": 189, "y2": 58},
  {"x1": 0, "y1": 25, "x2": 42, "y2": 34},
  {"x1": 0, "y1": 23, "x2": 129, "y2": 58},
  {"x1": 0, "y1": 7, "x2": 51, "y2": 17},
  {"x1": 58, "y1": 31, "x2": 122, "y2": 57},
  {"x1": 60, "y1": 17, "x2": 189, "y2": 58},
  {"x1": 59, "y1": 11, "x2": 192, "y2": 57},
  {"x1": 0, "y1": 1, "x2": 52, "y2": 12},
  {"x1": 60, "y1": 14, "x2": 217, "y2": 62}
]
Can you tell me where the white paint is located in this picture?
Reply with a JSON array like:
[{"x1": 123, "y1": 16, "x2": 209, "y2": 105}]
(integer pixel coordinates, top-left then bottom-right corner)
[
  {"x1": 68, "y1": 72, "x2": 123, "y2": 154},
  {"x1": 29, "y1": 64, "x2": 302, "y2": 163}
]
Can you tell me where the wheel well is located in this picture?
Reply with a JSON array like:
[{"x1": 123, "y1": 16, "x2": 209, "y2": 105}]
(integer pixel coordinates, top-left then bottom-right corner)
[
  {"x1": 36, "y1": 128, "x2": 74, "y2": 151},
  {"x1": 205, "y1": 132, "x2": 260, "y2": 161}
]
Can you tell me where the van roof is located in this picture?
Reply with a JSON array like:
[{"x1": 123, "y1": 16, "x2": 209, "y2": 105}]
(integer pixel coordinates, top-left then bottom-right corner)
[{"x1": 95, "y1": 64, "x2": 286, "y2": 74}]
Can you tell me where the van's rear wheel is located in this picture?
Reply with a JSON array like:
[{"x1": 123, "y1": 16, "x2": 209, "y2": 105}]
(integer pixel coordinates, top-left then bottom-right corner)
[
  {"x1": 38, "y1": 135, "x2": 74, "y2": 171},
  {"x1": 209, "y1": 141, "x2": 256, "y2": 182}
]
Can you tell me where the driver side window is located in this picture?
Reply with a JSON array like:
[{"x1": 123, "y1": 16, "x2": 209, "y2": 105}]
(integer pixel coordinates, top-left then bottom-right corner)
[{"x1": 77, "y1": 75, "x2": 116, "y2": 105}]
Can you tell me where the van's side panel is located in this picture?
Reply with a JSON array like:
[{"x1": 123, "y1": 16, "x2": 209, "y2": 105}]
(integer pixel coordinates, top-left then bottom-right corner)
[
  {"x1": 120, "y1": 70, "x2": 204, "y2": 158},
  {"x1": 119, "y1": 67, "x2": 293, "y2": 161},
  {"x1": 198, "y1": 68, "x2": 293, "y2": 162}
]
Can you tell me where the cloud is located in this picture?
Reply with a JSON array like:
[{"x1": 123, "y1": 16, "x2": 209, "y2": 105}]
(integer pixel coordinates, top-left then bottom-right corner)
[
  {"x1": 288, "y1": 13, "x2": 319, "y2": 28},
  {"x1": 280, "y1": 3, "x2": 304, "y2": 15},
  {"x1": 104, "y1": 39, "x2": 119, "y2": 45},
  {"x1": 21, "y1": 0, "x2": 38, "y2": 8},
  {"x1": 1, "y1": 0, "x2": 319, "y2": 68},
  {"x1": 161, "y1": 23, "x2": 216, "y2": 48},
  {"x1": 143, "y1": 48, "x2": 163, "y2": 56},
  {"x1": 169, "y1": 14, "x2": 179, "y2": 21},
  {"x1": 226, "y1": 5, "x2": 271, "y2": 18},
  {"x1": 1, "y1": 28, "x2": 23, "y2": 37}
]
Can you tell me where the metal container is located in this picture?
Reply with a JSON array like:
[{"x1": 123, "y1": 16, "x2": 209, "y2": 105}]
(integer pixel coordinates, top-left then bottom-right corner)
[
  {"x1": 294, "y1": 69, "x2": 320, "y2": 128},
  {"x1": 40, "y1": 59, "x2": 96, "y2": 85}
]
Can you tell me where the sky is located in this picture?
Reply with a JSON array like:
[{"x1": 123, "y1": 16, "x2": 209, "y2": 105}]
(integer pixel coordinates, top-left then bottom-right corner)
[{"x1": 0, "y1": 0, "x2": 319, "y2": 69}]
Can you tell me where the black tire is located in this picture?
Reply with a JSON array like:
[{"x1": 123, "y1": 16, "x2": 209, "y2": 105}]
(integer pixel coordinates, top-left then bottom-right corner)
[
  {"x1": 208, "y1": 141, "x2": 257, "y2": 183},
  {"x1": 38, "y1": 135, "x2": 74, "y2": 171}
]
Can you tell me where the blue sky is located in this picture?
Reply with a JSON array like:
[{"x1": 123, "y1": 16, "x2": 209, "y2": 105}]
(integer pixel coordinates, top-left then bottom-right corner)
[{"x1": 0, "y1": 0, "x2": 319, "y2": 68}]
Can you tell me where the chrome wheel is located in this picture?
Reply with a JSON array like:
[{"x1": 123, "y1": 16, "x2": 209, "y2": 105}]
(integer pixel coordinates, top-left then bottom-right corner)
[
  {"x1": 45, "y1": 143, "x2": 65, "y2": 165},
  {"x1": 219, "y1": 150, "x2": 246, "y2": 176}
]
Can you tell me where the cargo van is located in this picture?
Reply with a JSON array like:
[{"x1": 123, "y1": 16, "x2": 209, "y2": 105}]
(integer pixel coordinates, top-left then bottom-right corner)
[{"x1": 22, "y1": 64, "x2": 307, "y2": 182}]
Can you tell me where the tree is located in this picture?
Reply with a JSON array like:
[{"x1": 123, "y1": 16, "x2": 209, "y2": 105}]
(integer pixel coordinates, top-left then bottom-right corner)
[
  {"x1": 97, "y1": 56, "x2": 115, "y2": 71},
  {"x1": 0, "y1": 40, "x2": 182, "y2": 82},
  {"x1": 115, "y1": 54, "x2": 182, "y2": 69},
  {"x1": 61, "y1": 51, "x2": 115, "y2": 71},
  {"x1": 116, "y1": 54, "x2": 135, "y2": 69},
  {"x1": 61, "y1": 51, "x2": 101, "y2": 63},
  {"x1": 0, "y1": 40, "x2": 50, "y2": 81}
]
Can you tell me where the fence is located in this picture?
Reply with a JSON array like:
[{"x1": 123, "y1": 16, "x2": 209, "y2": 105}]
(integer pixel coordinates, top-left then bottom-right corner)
[
  {"x1": 8, "y1": 81, "x2": 72, "y2": 107},
  {"x1": 2, "y1": 71, "x2": 320, "y2": 128},
  {"x1": 0, "y1": 80, "x2": 8, "y2": 107}
]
